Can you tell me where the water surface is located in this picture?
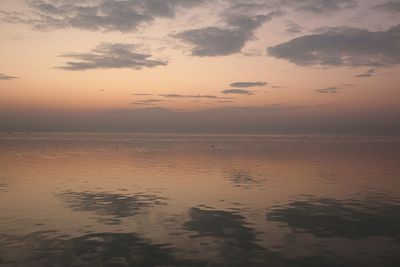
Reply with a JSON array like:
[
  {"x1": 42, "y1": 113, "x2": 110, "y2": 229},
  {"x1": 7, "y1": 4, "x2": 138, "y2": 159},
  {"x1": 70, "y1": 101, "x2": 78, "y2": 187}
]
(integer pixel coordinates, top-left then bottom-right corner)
[{"x1": 1, "y1": 133, "x2": 399, "y2": 266}]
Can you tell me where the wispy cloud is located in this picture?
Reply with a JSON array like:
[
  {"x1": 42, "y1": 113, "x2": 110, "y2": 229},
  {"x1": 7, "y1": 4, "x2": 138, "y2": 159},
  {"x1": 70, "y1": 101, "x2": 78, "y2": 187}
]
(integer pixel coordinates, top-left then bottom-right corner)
[
  {"x1": 222, "y1": 89, "x2": 254, "y2": 95},
  {"x1": 159, "y1": 94, "x2": 218, "y2": 99},
  {"x1": 316, "y1": 87, "x2": 341, "y2": 94},
  {"x1": 57, "y1": 43, "x2": 167, "y2": 71},
  {"x1": 229, "y1": 81, "x2": 267, "y2": 88},
  {"x1": 0, "y1": 73, "x2": 18, "y2": 80},
  {"x1": 131, "y1": 99, "x2": 169, "y2": 105},
  {"x1": 355, "y1": 68, "x2": 375, "y2": 78},
  {"x1": 286, "y1": 21, "x2": 303, "y2": 34}
]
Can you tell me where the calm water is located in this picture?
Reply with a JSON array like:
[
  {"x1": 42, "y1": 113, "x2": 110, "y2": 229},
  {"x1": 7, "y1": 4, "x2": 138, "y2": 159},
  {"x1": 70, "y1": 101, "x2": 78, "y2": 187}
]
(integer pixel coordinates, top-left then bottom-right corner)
[{"x1": 1, "y1": 133, "x2": 400, "y2": 267}]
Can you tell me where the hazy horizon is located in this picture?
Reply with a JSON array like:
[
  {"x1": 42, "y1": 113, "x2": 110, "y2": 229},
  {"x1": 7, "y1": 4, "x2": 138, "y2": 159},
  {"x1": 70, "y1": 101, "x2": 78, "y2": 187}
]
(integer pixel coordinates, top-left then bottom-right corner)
[{"x1": 1, "y1": 105, "x2": 400, "y2": 134}]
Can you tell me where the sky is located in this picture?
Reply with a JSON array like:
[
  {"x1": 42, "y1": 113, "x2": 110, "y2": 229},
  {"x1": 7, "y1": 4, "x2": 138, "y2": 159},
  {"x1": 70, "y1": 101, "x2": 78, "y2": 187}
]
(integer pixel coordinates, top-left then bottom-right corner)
[{"x1": 0, "y1": 0, "x2": 399, "y2": 134}]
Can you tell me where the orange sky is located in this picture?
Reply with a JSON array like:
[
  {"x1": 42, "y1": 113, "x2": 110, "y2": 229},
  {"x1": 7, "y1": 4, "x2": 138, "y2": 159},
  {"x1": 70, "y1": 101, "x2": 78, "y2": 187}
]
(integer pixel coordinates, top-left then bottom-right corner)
[{"x1": 0, "y1": 0, "x2": 399, "y2": 133}]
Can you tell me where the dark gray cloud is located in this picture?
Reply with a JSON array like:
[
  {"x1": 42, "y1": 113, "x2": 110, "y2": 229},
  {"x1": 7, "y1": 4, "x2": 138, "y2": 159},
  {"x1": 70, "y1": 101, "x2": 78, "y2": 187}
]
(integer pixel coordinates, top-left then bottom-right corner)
[
  {"x1": 270, "y1": 0, "x2": 357, "y2": 14},
  {"x1": 58, "y1": 43, "x2": 167, "y2": 71},
  {"x1": 230, "y1": 81, "x2": 267, "y2": 88},
  {"x1": 356, "y1": 68, "x2": 375, "y2": 78},
  {"x1": 376, "y1": 0, "x2": 400, "y2": 13},
  {"x1": 225, "y1": 0, "x2": 357, "y2": 15},
  {"x1": 175, "y1": 11, "x2": 281, "y2": 56},
  {"x1": 316, "y1": 87, "x2": 341, "y2": 94},
  {"x1": 0, "y1": 73, "x2": 18, "y2": 80},
  {"x1": 159, "y1": 94, "x2": 218, "y2": 99},
  {"x1": 222, "y1": 89, "x2": 254, "y2": 95},
  {"x1": 1, "y1": 0, "x2": 207, "y2": 32},
  {"x1": 268, "y1": 24, "x2": 400, "y2": 67}
]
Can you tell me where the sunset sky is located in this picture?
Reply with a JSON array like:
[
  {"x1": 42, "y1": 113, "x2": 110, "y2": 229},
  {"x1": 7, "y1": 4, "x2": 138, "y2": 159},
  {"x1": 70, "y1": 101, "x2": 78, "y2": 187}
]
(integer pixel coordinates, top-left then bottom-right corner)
[{"x1": 0, "y1": 0, "x2": 399, "y2": 133}]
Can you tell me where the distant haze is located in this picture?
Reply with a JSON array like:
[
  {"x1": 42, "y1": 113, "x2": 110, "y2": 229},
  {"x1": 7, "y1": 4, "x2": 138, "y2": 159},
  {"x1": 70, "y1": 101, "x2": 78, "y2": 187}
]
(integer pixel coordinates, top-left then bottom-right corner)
[{"x1": 1, "y1": 106, "x2": 399, "y2": 134}]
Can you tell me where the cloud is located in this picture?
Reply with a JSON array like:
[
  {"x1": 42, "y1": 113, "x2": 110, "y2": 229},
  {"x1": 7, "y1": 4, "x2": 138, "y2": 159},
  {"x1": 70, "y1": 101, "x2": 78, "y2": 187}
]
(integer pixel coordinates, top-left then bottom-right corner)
[
  {"x1": 186, "y1": 94, "x2": 219, "y2": 99},
  {"x1": 1, "y1": 0, "x2": 207, "y2": 32},
  {"x1": 159, "y1": 94, "x2": 218, "y2": 99},
  {"x1": 343, "y1": 83, "x2": 354, "y2": 87},
  {"x1": 222, "y1": 89, "x2": 254, "y2": 95},
  {"x1": 376, "y1": 0, "x2": 400, "y2": 13},
  {"x1": 355, "y1": 68, "x2": 375, "y2": 78},
  {"x1": 316, "y1": 87, "x2": 341, "y2": 94},
  {"x1": 140, "y1": 99, "x2": 166, "y2": 103},
  {"x1": 268, "y1": 24, "x2": 400, "y2": 67},
  {"x1": 131, "y1": 99, "x2": 168, "y2": 105},
  {"x1": 159, "y1": 94, "x2": 186, "y2": 98},
  {"x1": 224, "y1": 0, "x2": 357, "y2": 15},
  {"x1": 175, "y1": 11, "x2": 281, "y2": 56},
  {"x1": 130, "y1": 102, "x2": 154, "y2": 106},
  {"x1": 0, "y1": 73, "x2": 18, "y2": 80},
  {"x1": 270, "y1": 0, "x2": 357, "y2": 14},
  {"x1": 57, "y1": 43, "x2": 167, "y2": 71},
  {"x1": 230, "y1": 81, "x2": 267, "y2": 88},
  {"x1": 132, "y1": 93, "x2": 152, "y2": 96},
  {"x1": 286, "y1": 21, "x2": 303, "y2": 34}
]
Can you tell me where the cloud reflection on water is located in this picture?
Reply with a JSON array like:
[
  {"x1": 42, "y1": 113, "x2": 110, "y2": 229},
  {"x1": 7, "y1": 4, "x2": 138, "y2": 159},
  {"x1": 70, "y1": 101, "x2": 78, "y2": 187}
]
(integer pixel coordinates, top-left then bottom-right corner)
[
  {"x1": 0, "y1": 231, "x2": 208, "y2": 267},
  {"x1": 267, "y1": 196, "x2": 400, "y2": 241},
  {"x1": 229, "y1": 170, "x2": 263, "y2": 188},
  {"x1": 56, "y1": 191, "x2": 166, "y2": 225},
  {"x1": 183, "y1": 207, "x2": 292, "y2": 266}
]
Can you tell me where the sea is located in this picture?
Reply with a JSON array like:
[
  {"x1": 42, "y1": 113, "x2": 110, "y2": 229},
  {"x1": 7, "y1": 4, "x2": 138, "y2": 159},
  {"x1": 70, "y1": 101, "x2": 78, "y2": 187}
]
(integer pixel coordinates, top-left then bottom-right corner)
[{"x1": 1, "y1": 132, "x2": 399, "y2": 266}]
